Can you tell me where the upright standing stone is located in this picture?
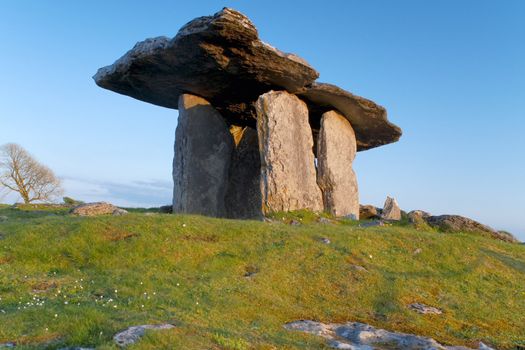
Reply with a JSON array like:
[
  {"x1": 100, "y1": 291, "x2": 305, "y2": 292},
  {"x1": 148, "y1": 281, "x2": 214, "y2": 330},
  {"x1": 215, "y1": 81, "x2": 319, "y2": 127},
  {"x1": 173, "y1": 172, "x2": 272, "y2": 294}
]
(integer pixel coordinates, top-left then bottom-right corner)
[
  {"x1": 317, "y1": 111, "x2": 359, "y2": 218},
  {"x1": 173, "y1": 94, "x2": 233, "y2": 217},
  {"x1": 382, "y1": 196, "x2": 401, "y2": 221},
  {"x1": 256, "y1": 91, "x2": 323, "y2": 213},
  {"x1": 225, "y1": 126, "x2": 262, "y2": 219}
]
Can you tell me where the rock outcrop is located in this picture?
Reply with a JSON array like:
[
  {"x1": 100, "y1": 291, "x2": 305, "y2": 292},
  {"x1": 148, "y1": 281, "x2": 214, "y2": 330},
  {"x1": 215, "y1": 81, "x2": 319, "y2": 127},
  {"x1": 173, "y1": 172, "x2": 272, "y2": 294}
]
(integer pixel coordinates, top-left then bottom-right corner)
[
  {"x1": 317, "y1": 110, "x2": 359, "y2": 218},
  {"x1": 113, "y1": 324, "x2": 175, "y2": 347},
  {"x1": 256, "y1": 91, "x2": 323, "y2": 213},
  {"x1": 70, "y1": 202, "x2": 127, "y2": 216},
  {"x1": 225, "y1": 126, "x2": 262, "y2": 219},
  {"x1": 381, "y1": 196, "x2": 401, "y2": 221},
  {"x1": 285, "y1": 320, "x2": 494, "y2": 350},
  {"x1": 173, "y1": 94, "x2": 233, "y2": 217},
  {"x1": 359, "y1": 205, "x2": 379, "y2": 220}
]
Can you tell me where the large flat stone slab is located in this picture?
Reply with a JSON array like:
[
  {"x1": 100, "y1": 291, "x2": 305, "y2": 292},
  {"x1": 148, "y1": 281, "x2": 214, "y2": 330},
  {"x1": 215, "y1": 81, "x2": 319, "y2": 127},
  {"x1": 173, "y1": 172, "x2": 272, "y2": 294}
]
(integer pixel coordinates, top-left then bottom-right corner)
[
  {"x1": 172, "y1": 94, "x2": 233, "y2": 217},
  {"x1": 317, "y1": 110, "x2": 359, "y2": 218},
  {"x1": 256, "y1": 91, "x2": 323, "y2": 213},
  {"x1": 94, "y1": 8, "x2": 318, "y2": 127},
  {"x1": 299, "y1": 82, "x2": 402, "y2": 151}
]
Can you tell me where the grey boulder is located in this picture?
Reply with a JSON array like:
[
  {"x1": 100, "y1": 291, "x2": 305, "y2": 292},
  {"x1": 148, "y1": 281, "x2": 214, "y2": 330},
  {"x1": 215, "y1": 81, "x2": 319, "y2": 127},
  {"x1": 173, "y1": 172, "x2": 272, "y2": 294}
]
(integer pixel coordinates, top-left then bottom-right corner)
[
  {"x1": 113, "y1": 324, "x2": 175, "y2": 347},
  {"x1": 70, "y1": 202, "x2": 127, "y2": 216}
]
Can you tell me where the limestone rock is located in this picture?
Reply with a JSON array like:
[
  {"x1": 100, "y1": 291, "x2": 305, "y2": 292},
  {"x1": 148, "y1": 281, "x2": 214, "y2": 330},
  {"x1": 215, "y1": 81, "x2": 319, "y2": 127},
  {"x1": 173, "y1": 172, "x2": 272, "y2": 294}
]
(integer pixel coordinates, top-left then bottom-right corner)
[
  {"x1": 316, "y1": 110, "x2": 359, "y2": 218},
  {"x1": 173, "y1": 94, "x2": 233, "y2": 217},
  {"x1": 425, "y1": 215, "x2": 518, "y2": 243},
  {"x1": 113, "y1": 324, "x2": 175, "y2": 347},
  {"x1": 94, "y1": 8, "x2": 318, "y2": 127},
  {"x1": 381, "y1": 196, "x2": 401, "y2": 221},
  {"x1": 225, "y1": 127, "x2": 262, "y2": 219},
  {"x1": 408, "y1": 302, "x2": 443, "y2": 315},
  {"x1": 70, "y1": 202, "x2": 127, "y2": 216},
  {"x1": 299, "y1": 82, "x2": 402, "y2": 151},
  {"x1": 359, "y1": 205, "x2": 379, "y2": 220},
  {"x1": 285, "y1": 320, "x2": 488, "y2": 350},
  {"x1": 256, "y1": 91, "x2": 323, "y2": 213},
  {"x1": 408, "y1": 210, "x2": 430, "y2": 224}
]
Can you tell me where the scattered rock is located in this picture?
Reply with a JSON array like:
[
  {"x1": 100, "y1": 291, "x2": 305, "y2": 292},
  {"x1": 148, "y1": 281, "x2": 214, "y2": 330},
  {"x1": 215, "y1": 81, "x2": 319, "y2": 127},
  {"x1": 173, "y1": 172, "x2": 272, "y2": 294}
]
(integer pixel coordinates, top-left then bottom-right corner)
[
  {"x1": 289, "y1": 219, "x2": 301, "y2": 226},
  {"x1": 318, "y1": 217, "x2": 334, "y2": 224},
  {"x1": 408, "y1": 210, "x2": 431, "y2": 225},
  {"x1": 350, "y1": 264, "x2": 367, "y2": 272},
  {"x1": 359, "y1": 205, "x2": 379, "y2": 220},
  {"x1": 225, "y1": 126, "x2": 263, "y2": 219},
  {"x1": 172, "y1": 93, "x2": 233, "y2": 217},
  {"x1": 413, "y1": 248, "x2": 423, "y2": 255},
  {"x1": 408, "y1": 302, "x2": 443, "y2": 315},
  {"x1": 284, "y1": 320, "x2": 488, "y2": 350},
  {"x1": 256, "y1": 91, "x2": 323, "y2": 213},
  {"x1": 317, "y1": 110, "x2": 359, "y2": 218},
  {"x1": 112, "y1": 208, "x2": 128, "y2": 216},
  {"x1": 359, "y1": 220, "x2": 386, "y2": 228},
  {"x1": 113, "y1": 324, "x2": 175, "y2": 347},
  {"x1": 320, "y1": 237, "x2": 331, "y2": 244},
  {"x1": 70, "y1": 202, "x2": 127, "y2": 216},
  {"x1": 494, "y1": 230, "x2": 519, "y2": 243},
  {"x1": 0, "y1": 343, "x2": 15, "y2": 349},
  {"x1": 159, "y1": 205, "x2": 173, "y2": 214},
  {"x1": 381, "y1": 196, "x2": 401, "y2": 221}
]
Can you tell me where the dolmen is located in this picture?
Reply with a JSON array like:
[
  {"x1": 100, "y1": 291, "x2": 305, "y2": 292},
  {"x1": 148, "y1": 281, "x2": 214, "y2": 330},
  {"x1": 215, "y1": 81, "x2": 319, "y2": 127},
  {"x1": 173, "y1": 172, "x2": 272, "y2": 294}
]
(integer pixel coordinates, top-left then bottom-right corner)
[{"x1": 93, "y1": 8, "x2": 402, "y2": 219}]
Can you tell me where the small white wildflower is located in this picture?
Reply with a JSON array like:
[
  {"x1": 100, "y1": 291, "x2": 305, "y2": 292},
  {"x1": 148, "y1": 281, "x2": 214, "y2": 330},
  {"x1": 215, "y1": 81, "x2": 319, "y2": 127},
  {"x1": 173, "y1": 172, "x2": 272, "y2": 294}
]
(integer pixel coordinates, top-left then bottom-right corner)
[
  {"x1": 54, "y1": 314, "x2": 58, "y2": 318},
  {"x1": 182, "y1": 224, "x2": 186, "y2": 227},
  {"x1": 369, "y1": 254, "x2": 373, "y2": 259}
]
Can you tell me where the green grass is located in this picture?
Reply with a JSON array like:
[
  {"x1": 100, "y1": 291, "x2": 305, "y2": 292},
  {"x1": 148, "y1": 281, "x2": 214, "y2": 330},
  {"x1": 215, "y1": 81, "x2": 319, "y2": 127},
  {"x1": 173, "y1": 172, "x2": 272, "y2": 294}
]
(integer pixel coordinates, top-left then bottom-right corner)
[{"x1": 0, "y1": 206, "x2": 523, "y2": 349}]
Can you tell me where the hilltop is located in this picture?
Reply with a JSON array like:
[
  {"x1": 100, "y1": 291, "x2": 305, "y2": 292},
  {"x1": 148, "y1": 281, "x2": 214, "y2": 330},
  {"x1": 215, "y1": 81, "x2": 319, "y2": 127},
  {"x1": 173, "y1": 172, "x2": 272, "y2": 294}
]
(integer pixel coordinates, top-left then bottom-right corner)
[{"x1": 0, "y1": 205, "x2": 523, "y2": 349}]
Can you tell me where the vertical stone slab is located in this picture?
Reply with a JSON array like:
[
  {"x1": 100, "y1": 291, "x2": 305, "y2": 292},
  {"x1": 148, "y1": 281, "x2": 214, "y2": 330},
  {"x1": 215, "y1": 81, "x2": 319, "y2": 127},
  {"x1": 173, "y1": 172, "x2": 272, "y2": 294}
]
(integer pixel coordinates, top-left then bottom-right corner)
[
  {"x1": 256, "y1": 90, "x2": 323, "y2": 214},
  {"x1": 225, "y1": 126, "x2": 262, "y2": 219},
  {"x1": 173, "y1": 94, "x2": 233, "y2": 217},
  {"x1": 317, "y1": 110, "x2": 359, "y2": 218}
]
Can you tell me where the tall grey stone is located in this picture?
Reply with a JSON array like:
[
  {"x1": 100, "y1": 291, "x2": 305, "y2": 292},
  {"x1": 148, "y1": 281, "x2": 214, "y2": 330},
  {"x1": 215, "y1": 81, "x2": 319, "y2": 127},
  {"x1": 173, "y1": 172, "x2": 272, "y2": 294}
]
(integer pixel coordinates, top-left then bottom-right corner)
[
  {"x1": 172, "y1": 94, "x2": 233, "y2": 217},
  {"x1": 225, "y1": 126, "x2": 262, "y2": 219},
  {"x1": 382, "y1": 196, "x2": 401, "y2": 221},
  {"x1": 317, "y1": 110, "x2": 359, "y2": 218},
  {"x1": 256, "y1": 91, "x2": 323, "y2": 214}
]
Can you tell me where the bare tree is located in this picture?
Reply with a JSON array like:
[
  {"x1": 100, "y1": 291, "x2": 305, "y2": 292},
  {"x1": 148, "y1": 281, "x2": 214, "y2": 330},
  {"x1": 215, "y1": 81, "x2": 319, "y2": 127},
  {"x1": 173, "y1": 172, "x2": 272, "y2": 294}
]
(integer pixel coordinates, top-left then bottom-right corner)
[{"x1": 0, "y1": 143, "x2": 63, "y2": 204}]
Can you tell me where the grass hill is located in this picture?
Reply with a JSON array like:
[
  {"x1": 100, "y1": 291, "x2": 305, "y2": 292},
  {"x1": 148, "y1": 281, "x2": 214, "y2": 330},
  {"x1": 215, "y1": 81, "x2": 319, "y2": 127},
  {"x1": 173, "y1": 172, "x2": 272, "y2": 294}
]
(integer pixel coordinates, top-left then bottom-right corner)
[{"x1": 0, "y1": 204, "x2": 523, "y2": 349}]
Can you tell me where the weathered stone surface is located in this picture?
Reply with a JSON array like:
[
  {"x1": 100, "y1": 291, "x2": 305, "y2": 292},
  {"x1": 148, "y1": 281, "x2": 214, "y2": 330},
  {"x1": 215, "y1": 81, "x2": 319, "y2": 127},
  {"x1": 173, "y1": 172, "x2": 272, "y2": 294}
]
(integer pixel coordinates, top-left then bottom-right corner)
[
  {"x1": 316, "y1": 111, "x2": 359, "y2": 218},
  {"x1": 70, "y1": 202, "x2": 127, "y2": 216},
  {"x1": 408, "y1": 302, "x2": 443, "y2": 315},
  {"x1": 408, "y1": 210, "x2": 431, "y2": 224},
  {"x1": 359, "y1": 205, "x2": 379, "y2": 220},
  {"x1": 113, "y1": 324, "x2": 175, "y2": 347},
  {"x1": 299, "y1": 82, "x2": 402, "y2": 151},
  {"x1": 284, "y1": 320, "x2": 491, "y2": 350},
  {"x1": 94, "y1": 8, "x2": 318, "y2": 127},
  {"x1": 225, "y1": 126, "x2": 262, "y2": 219},
  {"x1": 172, "y1": 94, "x2": 233, "y2": 217},
  {"x1": 425, "y1": 215, "x2": 518, "y2": 243},
  {"x1": 256, "y1": 91, "x2": 322, "y2": 213},
  {"x1": 381, "y1": 196, "x2": 401, "y2": 221}
]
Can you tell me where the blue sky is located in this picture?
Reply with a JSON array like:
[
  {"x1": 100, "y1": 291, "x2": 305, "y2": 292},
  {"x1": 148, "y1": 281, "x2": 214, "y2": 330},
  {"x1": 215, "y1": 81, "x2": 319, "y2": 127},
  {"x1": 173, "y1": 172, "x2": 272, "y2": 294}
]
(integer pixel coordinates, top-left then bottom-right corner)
[{"x1": 1, "y1": 1, "x2": 524, "y2": 239}]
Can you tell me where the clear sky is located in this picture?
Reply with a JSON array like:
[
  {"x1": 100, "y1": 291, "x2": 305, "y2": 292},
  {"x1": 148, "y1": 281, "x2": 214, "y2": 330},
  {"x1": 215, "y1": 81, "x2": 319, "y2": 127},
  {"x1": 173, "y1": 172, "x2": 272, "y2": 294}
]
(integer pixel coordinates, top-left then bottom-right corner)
[{"x1": 1, "y1": 1, "x2": 524, "y2": 239}]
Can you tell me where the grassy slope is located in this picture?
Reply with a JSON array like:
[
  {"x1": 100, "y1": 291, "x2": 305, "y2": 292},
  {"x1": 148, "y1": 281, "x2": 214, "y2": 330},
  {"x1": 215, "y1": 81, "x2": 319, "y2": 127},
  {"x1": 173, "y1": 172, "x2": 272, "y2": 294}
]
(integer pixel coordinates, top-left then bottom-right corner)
[{"x1": 0, "y1": 207, "x2": 524, "y2": 349}]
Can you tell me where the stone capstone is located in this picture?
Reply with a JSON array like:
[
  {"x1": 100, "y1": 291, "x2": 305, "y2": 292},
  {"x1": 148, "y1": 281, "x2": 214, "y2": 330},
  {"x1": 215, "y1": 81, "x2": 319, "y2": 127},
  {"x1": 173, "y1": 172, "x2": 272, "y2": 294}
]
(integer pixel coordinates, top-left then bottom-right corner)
[
  {"x1": 381, "y1": 196, "x2": 401, "y2": 221},
  {"x1": 256, "y1": 91, "x2": 323, "y2": 213},
  {"x1": 94, "y1": 8, "x2": 402, "y2": 151},
  {"x1": 299, "y1": 82, "x2": 402, "y2": 151},
  {"x1": 70, "y1": 202, "x2": 128, "y2": 216},
  {"x1": 225, "y1": 126, "x2": 262, "y2": 219},
  {"x1": 172, "y1": 94, "x2": 233, "y2": 217},
  {"x1": 93, "y1": 8, "x2": 318, "y2": 127},
  {"x1": 316, "y1": 110, "x2": 359, "y2": 218}
]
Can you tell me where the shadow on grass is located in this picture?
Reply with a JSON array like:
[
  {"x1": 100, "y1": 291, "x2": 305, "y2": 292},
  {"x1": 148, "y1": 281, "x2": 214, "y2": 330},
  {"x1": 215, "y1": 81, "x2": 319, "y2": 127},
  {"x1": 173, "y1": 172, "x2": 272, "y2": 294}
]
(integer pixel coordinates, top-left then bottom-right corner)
[{"x1": 481, "y1": 248, "x2": 525, "y2": 273}]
